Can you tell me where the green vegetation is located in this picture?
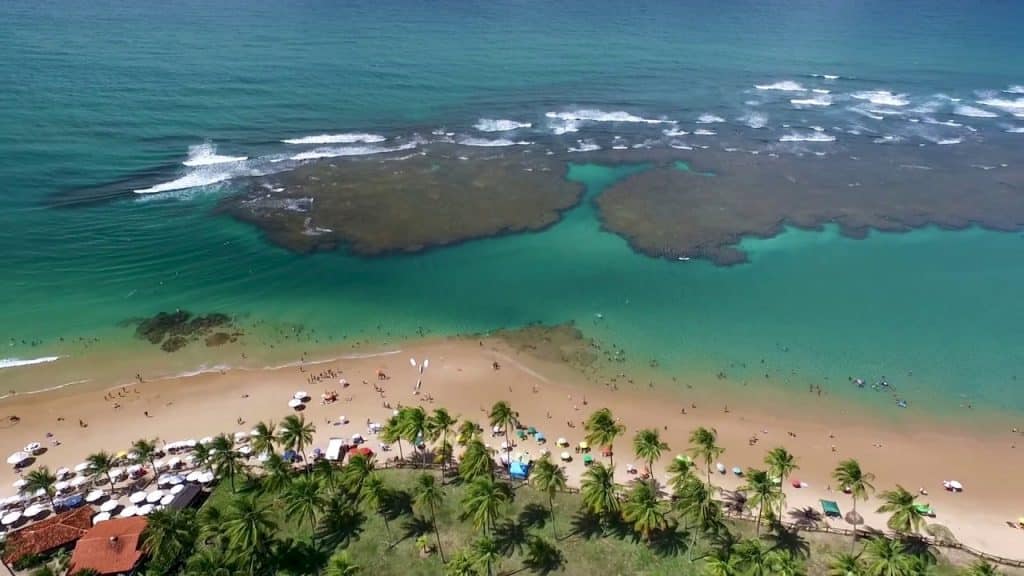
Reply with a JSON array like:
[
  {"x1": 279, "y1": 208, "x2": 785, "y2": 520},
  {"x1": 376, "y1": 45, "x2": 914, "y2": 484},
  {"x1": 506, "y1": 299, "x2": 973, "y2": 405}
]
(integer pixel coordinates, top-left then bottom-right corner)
[{"x1": 122, "y1": 403, "x2": 1014, "y2": 575}]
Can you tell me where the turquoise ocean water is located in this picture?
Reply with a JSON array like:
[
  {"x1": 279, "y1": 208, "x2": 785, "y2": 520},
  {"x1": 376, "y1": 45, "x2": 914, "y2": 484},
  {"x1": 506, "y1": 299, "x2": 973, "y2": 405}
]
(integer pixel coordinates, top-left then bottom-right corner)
[{"x1": 1, "y1": 0, "x2": 1023, "y2": 416}]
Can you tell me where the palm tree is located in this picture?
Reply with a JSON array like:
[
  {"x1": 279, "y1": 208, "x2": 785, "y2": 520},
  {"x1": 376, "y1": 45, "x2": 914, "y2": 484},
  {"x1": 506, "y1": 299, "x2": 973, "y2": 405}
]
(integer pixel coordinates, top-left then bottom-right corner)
[
  {"x1": 632, "y1": 428, "x2": 669, "y2": 484},
  {"x1": 470, "y1": 536, "x2": 502, "y2": 576},
  {"x1": 278, "y1": 414, "x2": 315, "y2": 472},
  {"x1": 223, "y1": 494, "x2": 276, "y2": 575},
  {"x1": 341, "y1": 453, "x2": 376, "y2": 501},
  {"x1": 833, "y1": 458, "x2": 876, "y2": 552},
  {"x1": 677, "y1": 476, "x2": 724, "y2": 559},
  {"x1": 768, "y1": 550, "x2": 807, "y2": 576},
  {"x1": 250, "y1": 421, "x2": 277, "y2": 456},
  {"x1": 876, "y1": 486, "x2": 925, "y2": 535},
  {"x1": 461, "y1": 477, "x2": 512, "y2": 534},
  {"x1": 324, "y1": 551, "x2": 360, "y2": 576},
  {"x1": 361, "y1": 473, "x2": 392, "y2": 545},
  {"x1": 282, "y1": 475, "x2": 325, "y2": 537},
  {"x1": 141, "y1": 508, "x2": 197, "y2": 572},
  {"x1": 381, "y1": 415, "x2": 406, "y2": 463},
  {"x1": 456, "y1": 420, "x2": 480, "y2": 446},
  {"x1": 703, "y1": 555, "x2": 738, "y2": 576},
  {"x1": 666, "y1": 456, "x2": 696, "y2": 497},
  {"x1": 584, "y1": 408, "x2": 625, "y2": 473},
  {"x1": 445, "y1": 550, "x2": 477, "y2": 576},
  {"x1": 688, "y1": 427, "x2": 724, "y2": 486},
  {"x1": 131, "y1": 438, "x2": 161, "y2": 479},
  {"x1": 530, "y1": 456, "x2": 567, "y2": 539},
  {"x1": 488, "y1": 400, "x2": 517, "y2": 468},
  {"x1": 829, "y1": 552, "x2": 865, "y2": 576},
  {"x1": 765, "y1": 447, "x2": 798, "y2": 515},
  {"x1": 211, "y1": 434, "x2": 244, "y2": 493},
  {"x1": 259, "y1": 452, "x2": 292, "y2": 495},
  {"x1": 523, "y1": 536, "x2": 565, "y2": 575},
  {"x1": 400, "y1": 407, "x2": 430, "y2": 468},
  {"x1": 191, "y1": 443, "x2": 214, "y2": 473},
  {"x1": 86, "y1": 451, "x2": 118, "y2": 494},
  {"x1": 21, "y1": 466, "x2": 58, "y2": 509},
  {"x1": 182, "y1": 547, "x2": 241, "y2": 576},
  {"x1": 622, "y1": 480, "x2": 670, "y2": 542},
  {"x1": 317, "y1": 497, "x2": 365, "y2": 550},
  {"x1": 964, "y1": 561, "x2": 1002, "y2": 576},
  {"x1": 580, "y1": 462, "x2": 619, "y2": 518},
  {"x1": 862, "y1": 537, "x2": 915, "y2": 576},
  {"x1": 740, "y1": 468, "x2": 779, "y2": 536},
  {"x1": 732, "y1": 538, "x2": 774, "y2": 576},
  {"x1": 428, "y1": 408, "x2": 457, "y2": 481},
  {"x1": 413, "y1": 473, "x2": 447, "y2": 562},
  {"x1": 458, "y1": 438, "x2": 494, "y2": 482}
]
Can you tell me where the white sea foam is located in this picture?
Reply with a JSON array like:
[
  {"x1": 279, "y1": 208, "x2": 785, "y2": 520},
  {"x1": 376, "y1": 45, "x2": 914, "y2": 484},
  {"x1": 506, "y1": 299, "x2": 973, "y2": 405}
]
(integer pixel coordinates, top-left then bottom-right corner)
[
  {"x1": 289, "y1": 141, "x2": 417, "y2": 161},
  {"x1": 473, "y1": 118, "x2": 533, "y2": 132},
  {"x1": 851, "y1": 90, "x2": 909, "y2": 107},
  {"x1": 935, "y1": 138, "x2": 962, "y2": 145},
  {"x1": 811, "y1": 74, "x2": 841, "y2": 80},
  {"x1": 923, "y1": 118, "x2": 963, "y2": 128},
  {"x1": 977, "y1": 97, "x2": 1024, "y2": 114},
  {"x1": 549, "y1": 119, "x2": 581, "y2": 135},
  {"x1": 0, "y1": 356, "x2": 61, "y2": 369},
  {"x1": 662, "y1": 128, "x2": 689, "y2": 137},
  {"x1": 544, "y1": 109, "x2": 673, "y2": 124},
  {"x1": 282, "y1": 133, "x2": 386, "y2": 145},
  {"x1": 696, "y1": 113, "x2": 725, "y2": 124},
  {"x1": 812, "y1": 89, "x2": 831, "y2": 94},
  {"x1": 1005, "y1": 126, "x2": 1024, "y2": 133},
  {"x1": 456, "y1": 137, "x2": 531, "y2": 147},
  {"x1": 755, "y1": 81, "x2": 806, "y2": 92},
  {"x1": 182, "y1": 143, "x2": 248, "y2": 167},
  {"x1": 134, "y1": 171, "x2": 235, "y2": 195},
  {"x1": 953, "y1": 105, "x2": 998, "y2": 118},
  {"x1": 568, "y1": 140, "x2": 601, "y2": 152},
  {"x1": 873, "y1": 135, "x2": 903, "y2": 144},
  {"x1": 669, "y1": 142, "x2": 693, "y2": 150},
  {"x1": 1005, "y1": 85, "x2": 1024, "y2": 94},
  {"x1": 779, "y1": 132, "x2": 836, "y2": 143},
  {"x1": 693, "y1": 129, "x2": 716, "y2": 136},
  {"x1": 790, "y1": 94, "x2": 832, "y2": 107},
  {"x1": 738, "y1": 112, "x2": 767, "y2": 129}
]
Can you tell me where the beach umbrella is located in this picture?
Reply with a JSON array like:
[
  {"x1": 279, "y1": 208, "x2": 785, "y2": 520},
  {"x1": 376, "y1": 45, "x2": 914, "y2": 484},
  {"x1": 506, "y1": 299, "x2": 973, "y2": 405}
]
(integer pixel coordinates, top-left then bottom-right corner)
[
  {"x1": 167, "y1": 456, "x2": 182, "y2": 469},
  {"x1": 409, "y1": 357, "x2": 417, "y2": 367},
  {"x1": 146, "y1": 490, "x2": 164, "y2": 503},
  {"x1": 716, "y1": 462, "x2": 727, "y2": 474},
  {"x1": 118, "y1": 506, "x2": 137, "y2": 518},
  {"x1": 185, "y1": 471, "x2": 200, "y2": 482},
  {"x1": 351, "y1": 433, "x2": 364, "y2": 444},
  {"x1": 2, "y1": 511, "x2": 23, "y2": 526},
  {"x1": 948, "y1": 480, "x2": 963, "y2": 492},
  {"x1": 160, "y1": 494, "x2": 175, "y2": 506},
  {"x1": 288, "y1": 398, "x2": 302, "y2": 409},
  {"x1": 74, "y1": 462, "x2": 91, "y2": 473},
  {"x1": 293, "y1": 391, "x2": 308, "y2": 400},
  {"x1": 23, "y1": 442, "x2": 41, "y2": 454},
  {"x1": 560, "y1": 452, "x2": 572, "y2": 462},
  {"x1": 732, "y1": 467, "x2": 743, "y2": 476},
  {"x1": 170, "y1": 484, "x2": 185, "y2": 495},
  {"x1": 126, "y1": 464, "x2": 143, "y2": 475},
  {"x1": 70, "y1": 476, "x2": 90, "y2": 488},
  {"x1": 129, "y1": 491, "x2": 147, "y2": 504},
  {"x1": 55, "y1": 467, "x2": 72, "y2": 479},
  {"x1": 556, "y1": 437, "x2": 568, "y2": 447},
  {"x1": 239, "y1": 446, "x2": 252, "y2": 456},
  {"x1": 582, "y1": 454, "x2": 594, "y2": 465},
  {"x1": 92, "y1": 511, "x2": 111, "y2": 524},
  {"x1": 24, "y1": 504, "x2": 46, "y2": 518},
  {"x1": 535, "y1": 433, "x2": 546, "y2": 443},
  {"x1": 12, "y1": 478, "x2": 27, "y2": 490},
  {"x1": 115, "y1": 450, "x2": 128, "y2": 460},
  {"x1": 54, "y1": 480, "x2": 70, "y2": 493},
  {"x1": 200, "y1": 436, "x2": 214, "y2": 445},
  {"x1": 127, "y1": 451, "x2": 140, "y2": 461},
  {"x1": 85, "y1": 490, "x2": 104, "y2": 503},
  {"x1": 100, "y1": 500, "x2": 119, "y2": 513},
  {"x1": 109, "y1": 468, "x2": 125, "y2": 481},
  {"x1": 199, "y1": 471, "x2": 215, "y2": 484},
  {"x1": 6, "y1": 451, "x2": 30, "y2": 466},
  {"x1": 578, "y1": 441, "x2": 589, "y2": 451},
  {"x1": 234, "y1": 431, "x2": 249, "y2": 442},
  {"x1": 845, "y1": 510, "x2": 864, "y2": 531},
  {"x1": 338, "y1": 415, "x2": 348, "y2": 424},
  {"x1": 539, "y1": 448, "x2": 550, "y2": 457},
  {"x1": 249, "y1": 428, "x2": 261, "y2": 437}
]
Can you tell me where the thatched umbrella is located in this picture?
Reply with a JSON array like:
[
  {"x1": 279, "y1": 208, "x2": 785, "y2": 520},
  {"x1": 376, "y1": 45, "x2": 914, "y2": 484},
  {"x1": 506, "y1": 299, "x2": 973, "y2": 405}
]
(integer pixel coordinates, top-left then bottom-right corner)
[{"x1": 844, "y1": 510, "x2": 864, "y2": 551}]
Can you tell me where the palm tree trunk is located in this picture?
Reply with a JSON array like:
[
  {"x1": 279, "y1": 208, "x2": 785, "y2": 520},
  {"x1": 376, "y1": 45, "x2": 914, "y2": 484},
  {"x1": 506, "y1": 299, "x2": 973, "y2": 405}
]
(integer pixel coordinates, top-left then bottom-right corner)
[
  {"x1": 106, "y1": 472, "x2": 115, "y2": 494},
  {"x1": 755, "y1": 505, "x2": 763, "y2": 536},
  {"x1": 504, "y1": 425, "x2": 512, "y2": 470},
  {"x1": 430, "y1": 501, "x2": 445, "y2": 563},
  {"x1": 850, "y1": 499, "x2": 857, "y2": 553},
  {"x1": 440, "y1": 429, "x2": 448, "y2": 483},
  {"x1": 549, "y1": 493, "x2": 558, "y2": 540},
  {"x1": 396, "y1": 439, "x2": 404, "y2": 464}
]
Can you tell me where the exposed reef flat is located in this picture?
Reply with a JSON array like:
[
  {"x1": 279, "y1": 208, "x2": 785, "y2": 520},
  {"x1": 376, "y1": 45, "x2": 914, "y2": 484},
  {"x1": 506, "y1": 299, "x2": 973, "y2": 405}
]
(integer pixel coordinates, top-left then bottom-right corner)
[
  {"x1": 591, "y1": 140, "x2": 1024, "y2": 265},
  {"x1": 132, "y1": 310, "x2": 236, "y2": 352},
  {"x1": 222, "y1": 145, "x2": 583, "y2": 255}
]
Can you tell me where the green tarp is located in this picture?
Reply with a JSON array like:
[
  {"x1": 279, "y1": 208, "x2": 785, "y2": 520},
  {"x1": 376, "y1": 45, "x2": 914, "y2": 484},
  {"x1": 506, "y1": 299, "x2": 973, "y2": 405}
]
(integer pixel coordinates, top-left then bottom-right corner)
[{"x1": 820, "y1": 499, "x2": 841, "y2": 518}]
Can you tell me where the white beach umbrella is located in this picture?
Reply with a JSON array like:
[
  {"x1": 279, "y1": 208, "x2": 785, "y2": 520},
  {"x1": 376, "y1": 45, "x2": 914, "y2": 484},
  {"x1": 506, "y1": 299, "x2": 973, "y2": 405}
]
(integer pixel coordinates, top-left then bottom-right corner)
[
  {"x1": 12, "y1": 479, "x2": 27, "y2": 490},
  {"x1": 409, "y1": 357, "x2": 417, "y2": 367},
  {"x1": 160, "y1": 494, "x2": 175, "y2": 506},
  {"x1": 185, "y1": 471, "x2": 200, "y2": 483},
  {"x1": 249, "y1": 428, "x2": 261, "y2": 437},
  {"x1": 92, "y1": 511, "x2": 111, "y2": 525},
  {"x1": 137, "y1": 504, "x2": 154, "y2": 516},
  {"x1": 423, "y1": 359, "x2": 429, "y2": 369},
  {"x1": 200, "y1": 471, "x2": 215, "y2": 484},
  {"x1": 338, "y1": 415, "x2": 348, "y2": 424},
  {"x1": 55, "y1": 467, "x2": 72, "y2": 479},
  {"x1": 949, "y1": 480, "x2": 963, "y2": 491},
  {"x1": 234, "y1": 431, "x2": 249, "y2": 442},
  {"x1": 288, "y1": 398, "x2": 302, "y2": 409},
  {"x1": 146, "y1": 490, "x2": 164, "y2": 503},
  {"x1": 99, "y1": 500, "x2": 119, "y2": 513},
  {"x1": 293, "y1": 391, "x2": 308, "y2": 400},
  {"x1": 351, "y1": 433, "x2": 364, "y2": 444},
  {"x1": 239, "y1": 446, "x2": 252, "y2": 456},
  {"x1": 559, "y1": 452, "x2": 572, "y2": 462},
  {"x1": 200, "y1": 436, "x2": 214, "y2": 445},
  {"x1": 152, "y1": 458, "x2": 166, "y2": 470},
  {"x1": 129, "y1": 491, "x2": 147, "y2": 504},
  {"x1": 109, "y1": 468, "x2": 125, "y2": 481},
  {"x1": 54, "y1": 480, "x2": 70, "y2": 493},
  {"x1": 126, "y1": 464, "x2": 143, "y2": 475},
  {"x1": 33, "y1": 488, "x2": 46, "y2": 498},
  {"x1": 6, "y1": 451, "x2": 30, "y2": 466},
  {"x1": 74, "y1": 462, "x2": 91, "y2": 473},
  {"x1": 118, "y1": 505, "x2": 137, "y2": 518},
  {"x1": 185, "y1": 439, "x2": 197, "y2": 448},
  {"x1": 24, "y1": 504, "x2": 46, "y2": 518},
  {"x1": 170, "y1": 484, "x2": 185, "y2": 495},
  {"x1": 70, "y1": 476, "x2": 90, "y2": 488},
  {"x1": 556, "y1": 437, "x2": 568, "y2": 447},
  {"x1": 23, "y1": 442, "x2": 41, "y2": 454},
  {"x1": 85, "y1": 490, "x2": 104, "y2": 503},
  {"x1": 2, "y1": 511, "x2": 23, "y2": 525}
]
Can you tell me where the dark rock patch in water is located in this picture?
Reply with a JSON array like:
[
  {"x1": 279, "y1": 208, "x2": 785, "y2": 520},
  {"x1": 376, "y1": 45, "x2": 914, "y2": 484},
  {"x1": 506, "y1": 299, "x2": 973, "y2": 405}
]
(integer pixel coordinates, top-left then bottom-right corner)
[
  {"x1": 221, "y1": 144, "x2": 583, "y2": 255},
  {"x1": 133, "y1": 310, "x2": 234, "y2": 352}
]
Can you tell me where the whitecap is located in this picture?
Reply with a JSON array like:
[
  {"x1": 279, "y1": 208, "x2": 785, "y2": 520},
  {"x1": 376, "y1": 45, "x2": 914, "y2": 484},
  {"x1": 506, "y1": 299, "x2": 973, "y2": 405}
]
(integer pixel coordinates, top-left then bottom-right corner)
[
  {"x1": 289, "y1": 141, "x2": 417, "y2": 161},
  {"x1": 953, "y1": 105, "x2": 998, "y2": 118},
  {"x1": 1005, "y1": 85, "x2": 1024, "y2": 94},
  {"x1": 456, "y1": 137, "x2": 531, "y2": 147},
  {"x1": 693, "y1": 129, "x2": 716, "y2": 136},
  {"x1": 812, "y1": 89, "x2": 831, "y2": 94},
  {"x1": 544, "y1": 109, "x2": 673, "y2": 124},
  {"x1": 669, "y1": 142, "x2": 693, "y2": 150},
  {"x1": 474, "y1": 119, "x2": 533, "y2": 132},
  {"x1": 0, "y1": 356, "x2": 61, "y2": 369},
  {"x1": 549, "y1": 119, "x2": 581, "y2": 135},
  {"x1": 182, "y1": 143, "x2": 248, "y2": 167},
  {"x1": 282, "y1": 133, "x2": 386, "y2": 145},
  {"x1": 923, "y1": 118, "x2": 963, "y2": 128},
  {"x1": 935, "y1": 138, "x2": 961, "y2": 145},
  {"x1": 1004, "y1": 126, "x2": 1024, "y2": 134},
  {"x1": 696, "y1": 113, "x2": 725, "y2": 124},
  {"x1": 811, "y1": 74, "x2": 841, "y2": 80},
  {"x1": 755, "y1": 81, "x2": 807, "y2": 92},
  {"x1": 851, "y1": 90, "x2": 909, "y2": 107},
  {"x1": 134, "y1": 171, "x2": 234, "y2": 195},
  {"x1": 738, "y1": 112, "x2": 767, "y2": 129},
  {"x1": 977, "y1": 97, "x2": 1024, "y2": 114},
  {"x1": 568, "y1": 140, "x2": 601, "y2": 153},
  {"x1": 873, "y1": 135, "x2": 903, "y2": 144},
  {"x1": 791, "y1": 94, "x2": 832, "y2": 107},
  {"x1": 662, "y1": 128, "x2": 689, "y2": 137},
  {"x1": 779, "y1": 132, "x2": 836, "y2": 143}
]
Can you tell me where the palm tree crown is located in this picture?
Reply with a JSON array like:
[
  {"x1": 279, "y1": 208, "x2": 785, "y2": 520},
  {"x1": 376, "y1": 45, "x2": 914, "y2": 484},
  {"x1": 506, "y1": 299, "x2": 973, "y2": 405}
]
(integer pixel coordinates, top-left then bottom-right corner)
[
  {"x1": 632, "y1": 428, "x2": 669, "y2": 482},
  {"x1": 22, "y1": 466, "x2": 58, "y2": 509},
  {"x1": 580, "y1": 461, "x2": 619, "y2": 517},
  {"x1": 688, "y1": 427, "x2": 724, "y2": 485},
  {"x1": 876, "y1": 485, "x2": 925, "y2": 535},
  {"x1": 530, "y1": 456, "x2": 568, "y2": 538},
  {"x1": 585, "y1": 408, "x2": 625, "y2": 472},
  {"x1": 278, "y1": 414, "x2": 315, "y2": 470}
]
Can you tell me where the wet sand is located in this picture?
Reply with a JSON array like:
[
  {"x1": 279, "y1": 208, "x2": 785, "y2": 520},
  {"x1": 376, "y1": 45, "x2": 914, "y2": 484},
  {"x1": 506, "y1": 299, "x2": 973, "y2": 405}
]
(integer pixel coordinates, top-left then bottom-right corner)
[{"x1": 1, "y1": 332, "x2": 1023, "y2": 559}]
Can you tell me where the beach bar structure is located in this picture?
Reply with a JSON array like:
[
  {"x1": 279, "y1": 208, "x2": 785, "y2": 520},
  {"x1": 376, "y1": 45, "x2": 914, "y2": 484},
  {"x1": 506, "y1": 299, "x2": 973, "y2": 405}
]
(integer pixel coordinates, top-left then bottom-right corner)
[
  {"x1": 1, "y1": 506, "x2": 93, "y2": 567},
  {"x1": 325, "y1": 438, "x2": 347, "y2": 461},
  {"x1": 69, "y1": 517, "x2": 147, "y2": 575}
]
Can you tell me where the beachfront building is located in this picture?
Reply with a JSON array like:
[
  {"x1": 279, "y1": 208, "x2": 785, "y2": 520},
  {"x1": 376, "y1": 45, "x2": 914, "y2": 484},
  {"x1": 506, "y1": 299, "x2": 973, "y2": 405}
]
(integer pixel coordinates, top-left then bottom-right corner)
[
  {"x1": 0, "y1": 506, "x2": 93, "y2": 568},
  {"x1": 68, "y1": 517, "x2": 147, "y2": 575}
]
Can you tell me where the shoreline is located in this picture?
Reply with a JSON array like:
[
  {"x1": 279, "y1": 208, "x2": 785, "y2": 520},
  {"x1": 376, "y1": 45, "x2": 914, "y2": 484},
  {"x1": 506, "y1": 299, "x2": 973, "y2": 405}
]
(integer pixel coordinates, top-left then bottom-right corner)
[{"x1": 2, "y1": 328, "x2": 1023, "y2": 559}]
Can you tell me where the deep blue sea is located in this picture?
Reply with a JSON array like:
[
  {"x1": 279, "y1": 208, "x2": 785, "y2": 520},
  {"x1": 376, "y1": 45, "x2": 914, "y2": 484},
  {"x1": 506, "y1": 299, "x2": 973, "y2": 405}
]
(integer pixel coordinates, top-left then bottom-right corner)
[{"x1": 1, "y1": 0, "x2": 1023, "y2": 417}]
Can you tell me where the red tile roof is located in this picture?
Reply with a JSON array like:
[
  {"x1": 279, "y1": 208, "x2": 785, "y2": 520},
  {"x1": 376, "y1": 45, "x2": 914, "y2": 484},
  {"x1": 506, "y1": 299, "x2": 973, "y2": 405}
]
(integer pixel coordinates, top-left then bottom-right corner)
[
  {"x1": 1, "y1": 506, "x2": 93, "y2": 564},
  {"x1": 69, "y1": 517, "x2": 148, "y2": 575}
]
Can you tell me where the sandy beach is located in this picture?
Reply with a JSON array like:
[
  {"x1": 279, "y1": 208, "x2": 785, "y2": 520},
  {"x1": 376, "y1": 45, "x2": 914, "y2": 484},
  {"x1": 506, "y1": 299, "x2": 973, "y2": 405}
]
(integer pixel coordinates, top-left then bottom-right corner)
[{"x1": 2, "y1": 329, "x2": 1023, "y2": 560}]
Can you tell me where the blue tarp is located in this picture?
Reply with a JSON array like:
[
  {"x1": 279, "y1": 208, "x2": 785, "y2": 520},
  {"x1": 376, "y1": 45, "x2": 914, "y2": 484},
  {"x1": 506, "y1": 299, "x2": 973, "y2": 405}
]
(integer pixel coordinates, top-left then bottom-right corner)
[{"x1": 510, "y1": 461, "x2": 530, "y2": 480}]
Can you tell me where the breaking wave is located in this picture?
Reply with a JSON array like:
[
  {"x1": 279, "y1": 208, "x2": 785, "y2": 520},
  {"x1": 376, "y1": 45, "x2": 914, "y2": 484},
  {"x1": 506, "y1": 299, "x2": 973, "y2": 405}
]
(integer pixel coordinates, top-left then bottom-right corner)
[
  {"x1": 662, "y1": 128, "x2": 689, "y2": 137},
  {"x1": 977, "y1": 97, "x2": 1024, "y2": 114},
  {"x1": 456, "y1": 137, "x2": 531, "y2": 147},
  {"x1": 474, "y1": 119, "x2": 533, "y2": 132},
  {"x1": 739, "y1": 112, "x2": 768, "y2": 129},
  {"x1": 181, "y1": 143, "x2": 248, "y2": 167},
  {"x1": 568, "y1": 140, "x2": 601, "y2": 152},
  {"x1": 755, "y1": 81, "x2": 806, "y2": 92},
  {"x1": 851, "y1": 90, "x2": 910, "y2": 107},
  {"x1": 545, "y1": 109, "x2": 673, "y2": 124},
  {"x1": 282, "y1": 133, "x2": 386, "y2": 145},
  {"x1": 791, "y1": 94, "x2": 832, "y2": 107},
  {"x1": 953, "y1": 105, "x2": 998, "y2": 118},
  {"x1": 0, "y1": 356, "x2": 61, "y2": 369},
  {"x1": 779, "y1": 132, "x2": 836, "y2": 143},
  {"x1": 290, "y1": 141, "x2": 417, "y2": 161},
  {"x1": 696, "y1": 113, "x2": 725, "y2": 124}
]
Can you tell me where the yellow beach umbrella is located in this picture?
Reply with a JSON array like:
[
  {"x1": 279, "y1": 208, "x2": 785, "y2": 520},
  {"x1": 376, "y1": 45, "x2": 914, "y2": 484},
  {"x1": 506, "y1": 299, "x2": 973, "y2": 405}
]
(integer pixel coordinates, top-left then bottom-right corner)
[
  {"x1": 578, "y1": 441, "x2": 589, "y2": 451},
  {"x1": 115, "y1": 450, "x2": 129, "y2": 459}
]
